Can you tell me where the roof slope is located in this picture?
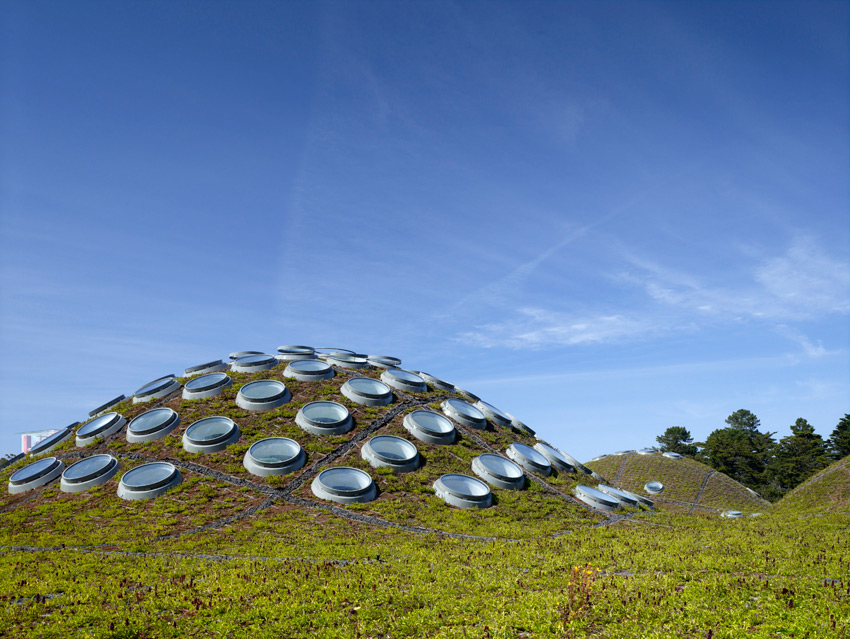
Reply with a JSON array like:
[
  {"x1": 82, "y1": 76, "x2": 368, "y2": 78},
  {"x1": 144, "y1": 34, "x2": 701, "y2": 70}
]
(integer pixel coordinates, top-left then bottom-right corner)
[{"x1": 772, "y1": 455, "x2": 850, "y2": 516}]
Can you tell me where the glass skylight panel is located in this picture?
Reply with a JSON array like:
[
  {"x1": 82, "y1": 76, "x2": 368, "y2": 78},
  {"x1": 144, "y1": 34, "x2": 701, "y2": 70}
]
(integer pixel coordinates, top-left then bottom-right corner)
[
  {"x1": 184, "y1": 359, "x2": 228, "y2": 376},
  {"x1": 638, "y1": 448, "x2": 657, "y2": 455},
  {"x1": 441, "y1": 398, "x2": 487, "y2": 429},
  {"x1": 117, "y1": 462, "x2": 182, "y2": 501},
  {"x1": 366, "y1": 355, "x2": 401, "y2": 369},
  {"x1": 662, "y1": 452, "x2": 682, "y2": 460},
  {"x1": 505, "y1": 413, "x2": 536, "y2": 436},
  {"x1": 621, "y1": 488, "x2": 654, "y2": 509},
  {"x1": 644, "y1": 480, "x2": 664, "y2": 494},
  {"x1": 573, "y1": 484, "x2": 621, "y2": 511},
  {"x1": 433, "y1": 474, "x2": 492, "y2": 509},
  {"x1": 8, "y1": 457, "x2": 64, "y2": 494},
  {"x1": 613, "y1": 450, "x2": 635, "y2": 455},
  {"x1": 76, "y1": 412, "x2": 127, "y2": 447},
  {"x1": 361, "y1": 435, "x2": 419, "y2": 472},
  {"x1": 28, "y1": 428, "x2": 73, "y2": 456},
  {"x1": 721, "y1": 510, "x2": 744, "y2": 518},
  {"x1": 596, "y1": 484, "x2": 639, "y2": 507},
  {"x1": 183, "y1": 417, "x2": 241, "y2": 453},
  {"x1": 556, "y1": 449, "x2": 592, "y2": 475},
  {"x1": 474, "y1": 401, "x2": 512, "y2": 428},
  {"x1": 341, "y1": 377, "x2": 393, "y2": 406},
  {"x1": 311, "y1": 467, "x2": 376, "y2": 504},
  {"x1": 229, "y1": 351, "x2": 263, "y2": 360},
  {"x1": 230, "y1": 354, "x2": 278, "y2": 373},
  {"x1": 0, "y1": 453, "x2": 24, "y2": 470},
  {"x1": 533, "y1": 443, "x2": 575, "y2": 473},
  {"x1": 88, "y1": 395, "x2": 127, "y2": 417},
  {"x1": 126, "y1": 408, "x2": 181, "y2": 443},
  {"x1": 276, "y1": 345, "x2": 317, "y2": 361},
  {"x1": 415, "y1": 371, "x2": 455, "y2": 391},
  {"x1": 403, "y1": 410, "x2": 456, "y2": 445},
  {"x1": 452, "y1": 387, "x2": 480, "y2": 402},
  {"x1": 506, "y1": 442, "x2": 552, "y2": 476},
  {"x1": 243, "y1": 437, "x2": 305, "y2": 477},
  {"x1": 380, "y1": 369, "x2": 427, "y2": 393},
  {"x1": 296, "y1": 401, "x2": 352, "y2": 435},
  {"x1": 182, "y1": 372, "x2": 232, "y2": 399},
  {"x1": 589, "y1": 455, "x2": 607, "y2": 462},
  {"x1": 283, "y1": 359, "x2": 334, "y2": 381},
  {"x1": 133, "y1": 376, "x2": 181, "y2": 403},
  {"x1": 60, "y1": 454, "x2": 120, "y2": 493},
  {"x1": 236, "y1": 380, "x2": 291, "y2": 411},
  {"x1": 327, "y1": 354, "x2": 369, "y2": 369},
  {"x1": 314, "y1": 347, "x2": 356, "y2": 358},
  {"x1": 471, "y1": 454, "x2": 525, "y2": 490}
]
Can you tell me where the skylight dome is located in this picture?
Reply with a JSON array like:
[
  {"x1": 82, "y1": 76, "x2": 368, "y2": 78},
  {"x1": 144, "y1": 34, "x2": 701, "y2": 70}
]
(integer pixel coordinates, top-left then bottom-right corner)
[
  {"x1": 644, "y1": 480, "x2": 664, "y2": 494},
  {"x1": 505, "y1": 413, "x2": 536, "y2": 437},
  {"x1": 361, "y1": 435, "x2": 419, "y2": 472},
  {"x1": 366, "y1": 355, "x2": 401, "y2": 369},
  {"x1": 28, "y1": 427, "x2": 73, "y2": 456},
  {"x1": 433, "y1": 474, "x2": 492, "y2": 509},
  {"x1": 183, "y1": 417, "x2": 241, "y2": 453},
  {"x1": 229, "y1": 351, "x2": 263, "y2": 360},
  {"x1": 296, "y1": 401, "x2": 352, "y2": 435},
  {"x1": 474, "y1": 401, "x2": 512, "y2": 428},
  {"x1": 327, "y1": 354, "x2": 369, "y2": 369},
  {"x1": 133, "y1": 376, "x2": 181, "y2": 403},
  {"x1": 381, "y1": 369, "x2": 427, "y2": 393},
  {"x1": 76, "y1": 413, "x2": 127, "y2": 447},
  {"x1": 506, "y1": 442, "x2": 552, "y2": 476},
  {"x1": 453, "y1": 387, "x2": 480, "y2": 402},
  {"x1": 341, "y1": 377, "x2": 393, "y2": 406},
  {"x1": 126, "y1": 408, "x2": 181, "y2": 443},
  {"x1": 230, "y1": 354, "x2": 278, "y2": 373},
  {"x1": 662, "y1": 452, "x2": 682, "y2": 460},
  {"x1": 613, "y1": 450, "x2": 635, "y2": 455},
  {"x1": 533, "y1": 443, "x2": 575, "y2": 473},
  {"x1": 403, "y1": 410, "x2": 456, "y2": 445},
  {"x1": 638, "y1": 448, "x2": 657, "y2": 455},
  {"x1": 441, "y1": 398, "x2": 487, "y2": 429},
  {"x1": 573, "y1": 484, "x2": 620, "y2": 511},
  {"x1": 236, "y1": 380, "x2": 291, "y2": 411},
  {"x1": 596, "y1": 484, "x2": 639, "y2": 507},
  {"x1": 720, "y1": 510, "x2": 744, "y2": 518},
  {"x1": 555, "y1": 449, "x2": 592, "y2": 475},
  {"x1": 184, "y1": 359, "x2": 228, "y2": 377},
  {"x1": 60, "y1": 455, "x2": 120, "y2": 493},
  {"x1": 314, "y1": 347, "x2": 356, "y2": 358},
  {"x1": 182, "y1": 372, "x2": 232, "y2": 399},
  {"x1": 621, "y1": 488, "x2": 654, "y2": 509},
  {"x1": 283, "y1": 359, "x2": 334, "y2": 381},
  {"x1": 276, "y1": 345, "x2": 317, "y2": 361},
  {"x1": 471, "y1": 454, "x2": 525, "y2": 490},
  {"x1": 117, "y1": 462, "x2": 182, "y2": 501},
  {"x1": 88, "y1": 395, "x2": 126, "y2": 417},
  {"x1": 8, "y1": 457, "x2": 64, "y2": 494},
  {"x1": 311, "y1": 467, "x2": 376, "y2": 504},
  {"x1": 243, "y1": 438, "x2": 305, "y2": 477},
  {"x1": 414, "y1": 371, "x2": 454, "y2": 391}
]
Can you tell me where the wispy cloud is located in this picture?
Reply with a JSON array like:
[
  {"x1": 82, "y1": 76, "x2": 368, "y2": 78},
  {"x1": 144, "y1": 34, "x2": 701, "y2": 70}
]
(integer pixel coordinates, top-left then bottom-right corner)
[{"x1": 775, "y1": 325, "x2": 827, "y2": 358}]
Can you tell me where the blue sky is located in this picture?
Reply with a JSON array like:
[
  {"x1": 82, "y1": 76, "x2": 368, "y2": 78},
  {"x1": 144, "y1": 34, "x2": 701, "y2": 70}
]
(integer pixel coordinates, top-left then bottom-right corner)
[{"x1": 1, "y1": 1, "x2": 847, "y2": 461}]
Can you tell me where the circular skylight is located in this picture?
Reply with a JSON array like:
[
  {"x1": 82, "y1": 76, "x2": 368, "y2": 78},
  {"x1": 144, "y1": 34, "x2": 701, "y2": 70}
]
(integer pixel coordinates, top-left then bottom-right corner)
[
  {"x1": 314, "y1": 347, "x2": 356, "y2": 358},
  {"x1": 327, "y1": 354, "x2": 369, "y2": 369},
  {"x1": 28, "y1": 428, "x2": 73, "y2": 456},
  {"x1": 474, "y1": 401, "x2": 512, "y2": 428},
  {"x1": 506, "y1": 442, "x2": 552, "y2": 476},
  {"x1": 505, "y1": 413, "x2": 536, "y2": 437},
  {"x1": 662, "y1": 451, "x2": 682, "y2": 460},
  {"x1": 231, "y1": 354, "x2": 278, "y2": 373},
  {"x1": 236, "y1": 380, "x2": 291, "y2": 411},
  {"x1": 471, "y1": 454, "x2": 525, "y2": 490},
  {"x1": 533, "y1": 443, "x2": 575, "y2": 473},
  {"x1": 453, "y1": 387, "x2": 480, "y2": 402},
  {"x1": 573, "y1": 484, "x2": 621, "y2": 511},
  {"x1": 133, "y1": 376, "x2": 181, "y2": 403},
  {"x1": 88, "y1": 395, "x2": 127, "y2": 417},
  {"x1": 555, "y1": 449, "x2": 592, "y2": 475},
  {"x1": 361, "y1": 435, "x2": 419, "y2": 472},
  {"x1": 276, "y1": 345, "x2": 317, "y2": 361},
  {"x1": 441, "y1": 398, "x2": 487, "y2": 429},
  {"x1": 183, "y1": 417, "x2": 241, "y2": 453},
  {"x1": 433, "y1": 474, "x2": 493, "y2": 509},
  {"x1": 311, "y1": 467, "x2": 376, "y2": 504},
  {"x1": 588, "y1": 455, "x2": 607, "y2": 463},
  {"x1": 182, "y1": 372, "x2": 233, "y2": 399},
  {"x1": 380, "y1": 369, "x2": 427, "y2": 393},
  {"x1": 620, "y1": 487, "x2": 654, "y2": 509},
  {"x1": 613, "y1": 450, "x2": 635, "y2": 455},
  {"x1": 76, "y1": 413, "x2": 127, "y2": 447},
  {"x1": 8, "y1": 457, "x2": 64, "y2": 494},
  {"x1": 243, "y1": 437, "x2": 305, "y2": 477},
  {"x1": 644, "y1": 480, "x2": 664, "y2": 494},
  {"x1": 366, "y1": 355, "x2": 402, "y2": 369},
  {"x1": 596, "y1": 484, "x2": 639, "y2": 507},
  {"x1": 341, "y1": 377, "x2": 393, "y2": 406},
  {"x1": 283, "y1": 359, "x2": 334, "y2": 381},
  {"x1": 296, "y1": 401, "x2": 352, "y2": 436},
  {"x1": 720, "y1": 510, "x2": 744, "y2": 518},
  {"x1": 403, "y1": 410, "x2": 456, "y2": 445},
  {"x1": 117, "y1": 462, "x2": 182, "y2": 501},
  {"x1": 60, "y1": 454, "x2": 120, "y2": 493},
  {"x1": 637, "y1": 448, "x2": 657, "y2": 455},
  {"x1": 126, "y1": 408, "x2": 181, "y2": 443},
  {"x1": 415, "y1": 371, "x2": 455, "y2": 391},
  {"x1": 229, "y1": 351, "x2": 263, "y2": 360},
  {"x1": 184, "y1": 359, "x2": 228, "y2": 376}
]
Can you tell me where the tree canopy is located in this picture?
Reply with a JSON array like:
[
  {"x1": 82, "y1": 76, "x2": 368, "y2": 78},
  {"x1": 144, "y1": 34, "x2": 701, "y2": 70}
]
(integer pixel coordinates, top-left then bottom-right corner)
[
  {"x1": 828, "y1": 414, "x2": 850, "y2": 460},
  {"x1": 655, "y1": 426, "x2": 698, "y2": 457},
  {"x1": 771, "y1": 418, "x2": 829, "y2": 492}
]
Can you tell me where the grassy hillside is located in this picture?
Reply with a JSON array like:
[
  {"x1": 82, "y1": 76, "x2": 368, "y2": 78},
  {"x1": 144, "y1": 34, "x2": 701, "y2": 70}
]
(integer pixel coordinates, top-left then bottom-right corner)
[{"x1": 773, "y1": 455, "x2": 850, "y2": 516}]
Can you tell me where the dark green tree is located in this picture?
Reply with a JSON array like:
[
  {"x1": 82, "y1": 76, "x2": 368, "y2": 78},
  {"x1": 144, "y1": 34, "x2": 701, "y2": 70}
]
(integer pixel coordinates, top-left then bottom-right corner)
[
  {"x1": 655, "y1": 426, "x2": 698, "y2": 457},
  {"x1": 725, "y1": 409, "x2": 761, "y2": 433},
  {"x1": 771, "y1": 418, "x2": 829, "y2": 492},
  {"x1": 828, "y1": 414, "x2": 850, "y2": 460}
]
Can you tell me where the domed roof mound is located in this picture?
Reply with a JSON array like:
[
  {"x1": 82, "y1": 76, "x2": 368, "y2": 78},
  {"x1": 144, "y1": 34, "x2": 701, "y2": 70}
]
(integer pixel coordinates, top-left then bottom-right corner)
[
  {"x1": 586, "y1": 451, "x2": 771, "y2": 515},
  {"x1": 772, "y1": 455, "x2": 850, "y2": 516},
  {"x1": 0, "y1": 345, "x2": 634, "y2": 547}
]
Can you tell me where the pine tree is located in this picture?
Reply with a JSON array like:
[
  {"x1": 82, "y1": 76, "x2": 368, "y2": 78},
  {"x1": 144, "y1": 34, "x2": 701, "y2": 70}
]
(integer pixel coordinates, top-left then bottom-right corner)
[
  {"x1": 772, "y1": 418, "x2": 829, "y2": 492},
  {"x1": 828, "y1": 414, "x2": 850, "y2": 460},
  {"x1": 655, "y1": 426, "x2": 698, "y2": 456}
]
